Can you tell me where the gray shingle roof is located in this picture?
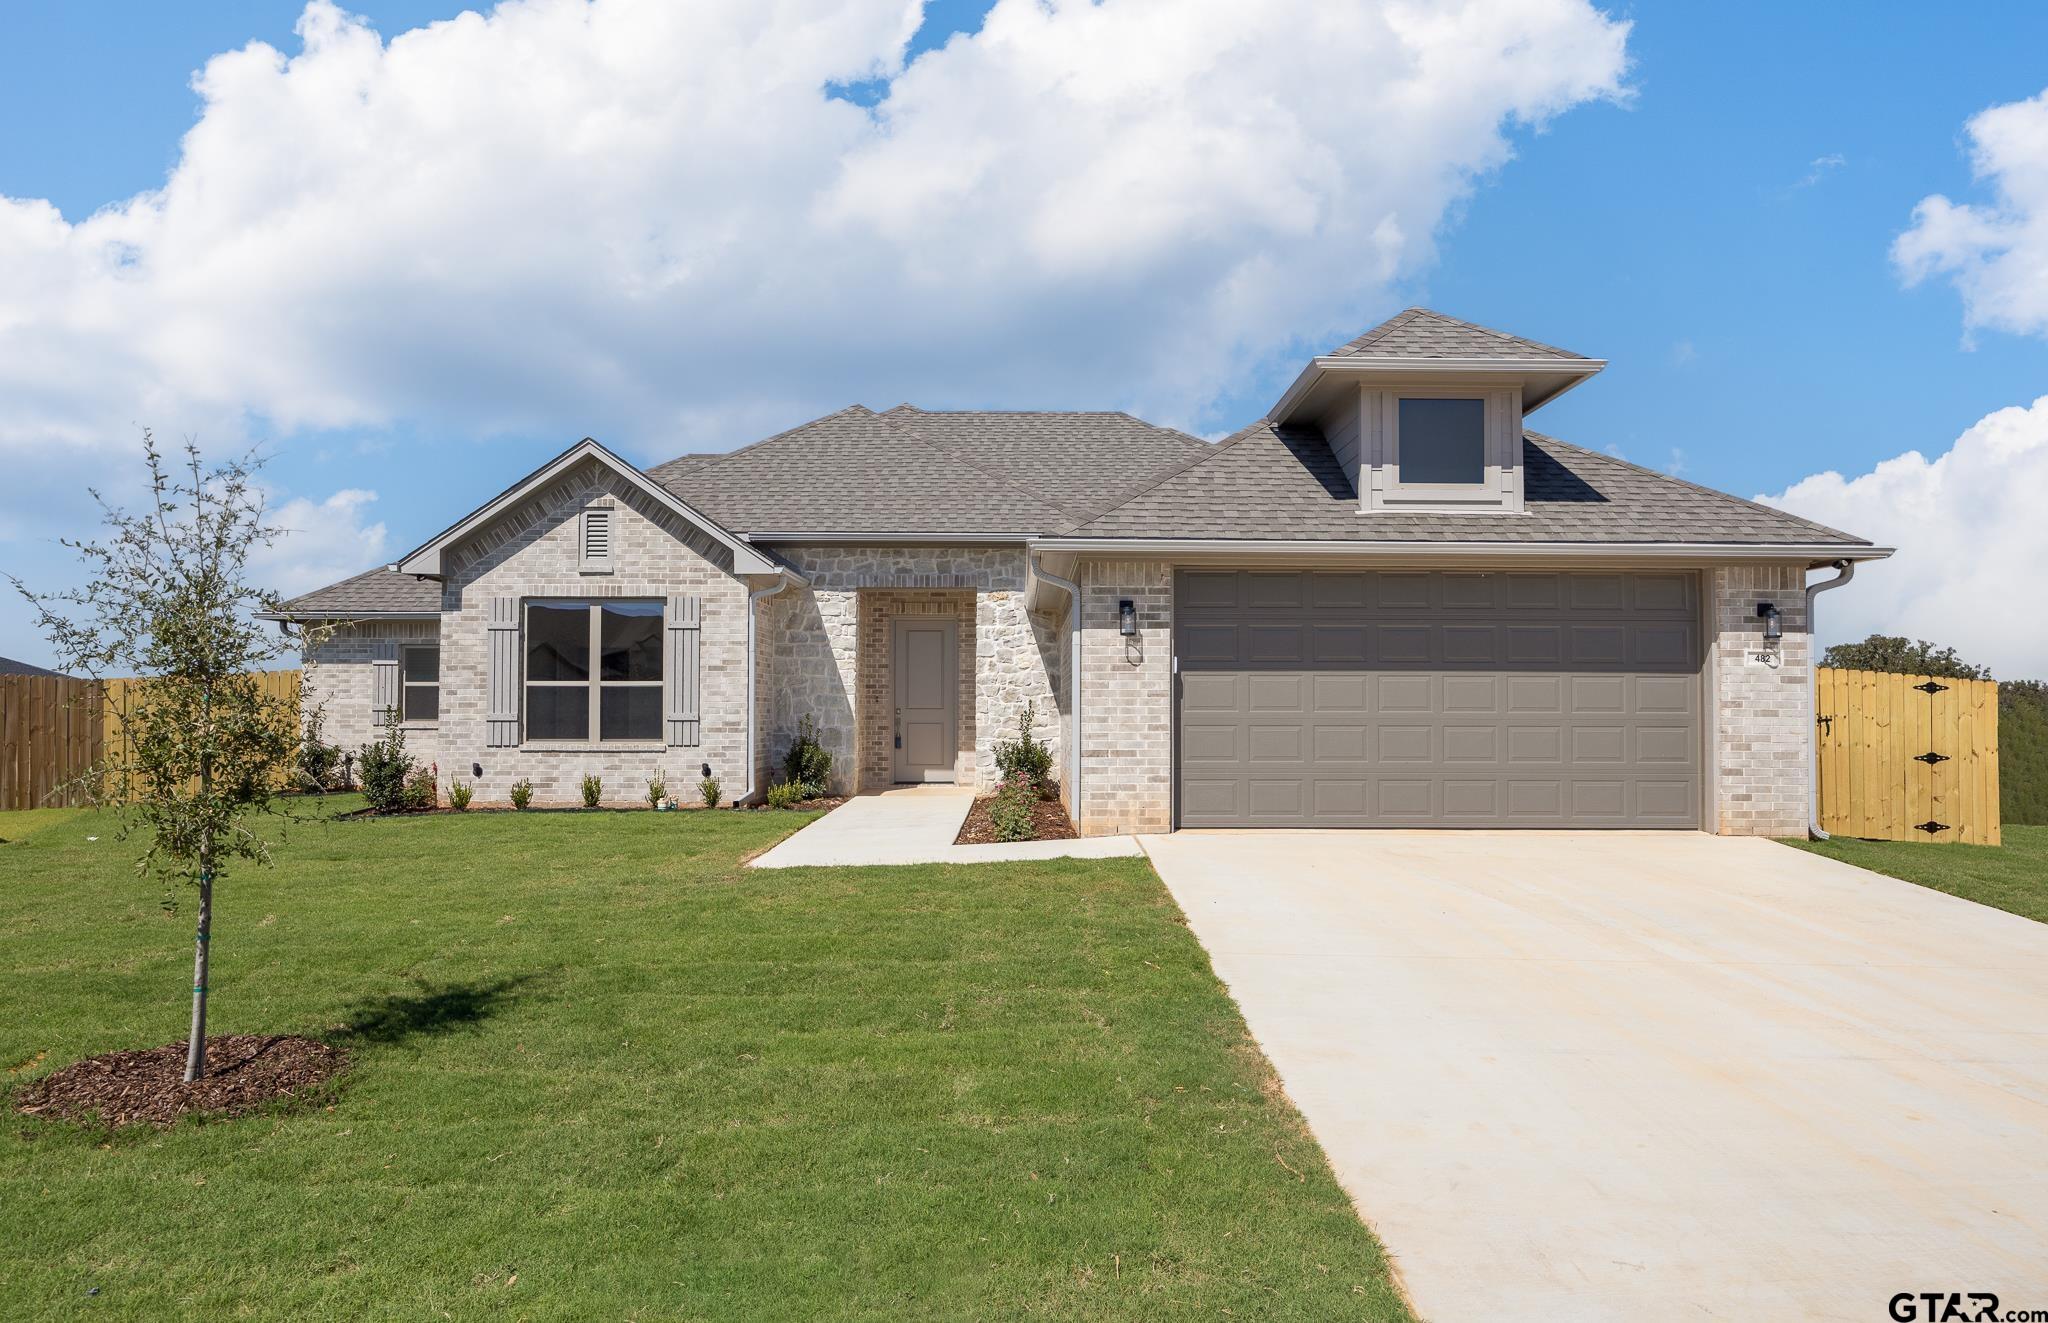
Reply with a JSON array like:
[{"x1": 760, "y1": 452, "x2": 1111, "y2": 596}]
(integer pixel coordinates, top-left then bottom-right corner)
[
  {"x1": 1060, "y1": 419, "x2": 1868, "y2": 546},
  {"x1": 0, "y1": 655, "x2": 71, "y2": 678},
  {"x1": 275, "y1": 566, "x2": 441, "y2": 617},
  {"x1": 649, "y1": 405, "x2": 1207, "y2": 533},
  {"x1": 1328, "y1": 307, "x2": 1589, "y2": 362}
]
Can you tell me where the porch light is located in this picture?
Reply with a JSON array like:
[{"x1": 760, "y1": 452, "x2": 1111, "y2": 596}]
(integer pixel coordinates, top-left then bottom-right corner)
[
  {"x1": 1757, "y1": 603, "x2": 1782, "y2": 642},
  {"x1": 1119, "y1": 600, "x2": 1137, "y2": 637}
]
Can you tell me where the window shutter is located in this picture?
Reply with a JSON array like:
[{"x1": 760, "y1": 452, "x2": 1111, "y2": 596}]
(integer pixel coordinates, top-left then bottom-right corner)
[
  {"x1": 580, "y1": 506, "x2": 613, "y2": 572},
  {"x1": 486, "y1": 596, "x2": 520, "y2": 747},
  {"x1": 666, "y1": 594, "x2": 700, "y2": 747},
  {"x1": 370, "y1": 644, "x2": 398, "y2": 725}
]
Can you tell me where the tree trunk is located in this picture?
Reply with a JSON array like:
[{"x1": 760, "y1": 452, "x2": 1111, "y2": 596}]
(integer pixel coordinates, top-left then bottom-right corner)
[{"x1": 185, "y1": 853, "x2": 212, "y2": 1083}]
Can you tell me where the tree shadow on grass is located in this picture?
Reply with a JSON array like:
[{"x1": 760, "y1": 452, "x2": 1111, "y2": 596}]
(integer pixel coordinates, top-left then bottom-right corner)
[{"x1": 332, "y1": 975, "x2": 537, "y2": 1045}]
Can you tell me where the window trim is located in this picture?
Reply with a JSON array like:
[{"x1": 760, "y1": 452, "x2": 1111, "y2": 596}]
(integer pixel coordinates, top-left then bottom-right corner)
[
  {"x1": 1393, "y1": 394, "x2": 1488, "y2": 490},
  {"x1": 521, "y1": 599, "x2": 665, "y2": 745},
  {"x1": 399, "y1": 643, "x2": 440, "y2": 727}
]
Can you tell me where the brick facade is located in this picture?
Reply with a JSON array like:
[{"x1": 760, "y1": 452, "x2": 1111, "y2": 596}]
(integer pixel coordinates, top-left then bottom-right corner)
[
  {"x1": 1076, "y1": 559, "x2": 1174, "y2": 836},
  {"x1": 1709, "y1": 562, "x2": 1813, "y2": 837},
  {"x1": 754, "y1": 546, "x2": 1061, "y2": 795},
  {"x1": 305, "y1": 459, "x2": 751, "y2": 806}
]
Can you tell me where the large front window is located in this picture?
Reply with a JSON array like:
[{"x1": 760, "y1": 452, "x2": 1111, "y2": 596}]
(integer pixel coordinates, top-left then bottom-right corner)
[
  {"x1": 1397, "y1": 397, "x2": 1486, "y2": 485},
  {"x1": 524, "y1": 600, "x2": 663, "y2": 742}
]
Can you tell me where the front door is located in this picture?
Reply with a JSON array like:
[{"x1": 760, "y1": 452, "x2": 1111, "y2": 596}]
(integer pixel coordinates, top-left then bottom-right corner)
[{"x1": 892, "y1": 617, "x2": 958, "y2": 783}]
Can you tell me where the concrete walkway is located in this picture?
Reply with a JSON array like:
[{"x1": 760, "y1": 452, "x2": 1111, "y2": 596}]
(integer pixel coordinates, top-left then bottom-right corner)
[
  {"x1": 750, "y1": 785, "x2": 1142, "y2": 868},
  {"x1": 1144, "y1": 829, "x2": 2048, "y2": 1321}
]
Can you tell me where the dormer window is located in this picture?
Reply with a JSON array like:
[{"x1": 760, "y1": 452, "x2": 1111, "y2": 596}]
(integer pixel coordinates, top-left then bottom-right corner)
[{"x1": 1397, "y1": 397, "x2": 1486, "y2": 485}]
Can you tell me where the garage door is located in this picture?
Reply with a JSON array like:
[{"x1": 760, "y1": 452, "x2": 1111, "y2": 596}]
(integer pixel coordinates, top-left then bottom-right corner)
[{"x1": 1175, "y1": 569, "x2": 1702, "y2": 828}]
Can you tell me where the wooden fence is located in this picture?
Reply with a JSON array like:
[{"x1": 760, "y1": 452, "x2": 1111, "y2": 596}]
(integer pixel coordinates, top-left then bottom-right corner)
[
  {"x1": 1815, "y1": 667, "x2": 2001, "y2": 845},
  {"x1": 0, "y1": 670, "x2": 302, "y2": 812}
]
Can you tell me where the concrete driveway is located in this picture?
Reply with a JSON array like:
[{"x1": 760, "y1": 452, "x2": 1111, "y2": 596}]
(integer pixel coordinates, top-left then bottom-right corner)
[{"x1": 1143, "y1": 830, "x2": 2048, "y2": 1321}]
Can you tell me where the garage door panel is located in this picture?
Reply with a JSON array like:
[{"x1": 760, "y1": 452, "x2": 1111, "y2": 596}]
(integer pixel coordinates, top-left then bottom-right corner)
[{"x1": 1176, "y1": 570, "x2": 1700, "y2": 828}]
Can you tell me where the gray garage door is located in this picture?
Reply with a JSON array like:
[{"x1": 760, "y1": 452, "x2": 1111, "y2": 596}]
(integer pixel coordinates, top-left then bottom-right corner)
[{"x1": 1175, "y1": 569, "x2": 1702, "y2": 828}]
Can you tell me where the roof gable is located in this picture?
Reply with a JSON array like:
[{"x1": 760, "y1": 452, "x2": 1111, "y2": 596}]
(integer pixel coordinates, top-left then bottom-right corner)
[
  {"x1": 1328, "y1": 307, "x2": 1589, "y2": 362},
  {"x1": 394, "y1": 438, "x2": 775, "y2": 577}
]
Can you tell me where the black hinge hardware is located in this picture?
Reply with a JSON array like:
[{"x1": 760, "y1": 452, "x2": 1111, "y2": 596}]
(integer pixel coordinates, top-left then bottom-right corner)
[
  {"x1": 1913, "y1": 681, "x2": 1949, "y2": 694},
  {"x1": 1816, "y1": 714, "x2": 1834, "y2": 733},
  {"x1": 1913, "y1": 752, "x2": 1950, "y2": 765},
  {"x1": 1914, "y1": 820, "x2": 1950, "y2": 834}
]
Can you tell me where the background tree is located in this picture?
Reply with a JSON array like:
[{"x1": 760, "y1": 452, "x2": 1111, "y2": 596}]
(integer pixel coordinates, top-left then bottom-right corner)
[
  {"x1": 1820, "y1": 634, "x2": 1991, "y2": 680},
  {"x1": 12, "y1": 434, "x2": 308, "y2": 1082}
]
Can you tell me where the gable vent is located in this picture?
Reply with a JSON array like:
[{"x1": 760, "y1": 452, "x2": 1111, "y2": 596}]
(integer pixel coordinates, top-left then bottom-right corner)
[{"x1": 580, "y1": 506, "x2": 614, "y2": 572}]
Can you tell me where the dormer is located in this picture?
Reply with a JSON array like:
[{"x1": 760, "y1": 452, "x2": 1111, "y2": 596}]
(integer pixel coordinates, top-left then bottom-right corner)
[{"x1": 1268, "y1": 308, "x2": 1604, "y2": 515}]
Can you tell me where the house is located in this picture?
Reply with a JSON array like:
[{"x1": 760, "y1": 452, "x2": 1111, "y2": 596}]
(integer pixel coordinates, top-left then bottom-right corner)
[
  {"x1": 270, "y1": 309, "x2": 1888, "y2": 835},
  {"x1": 0, "y1": 656, "x2": 73, "y2": 678}
]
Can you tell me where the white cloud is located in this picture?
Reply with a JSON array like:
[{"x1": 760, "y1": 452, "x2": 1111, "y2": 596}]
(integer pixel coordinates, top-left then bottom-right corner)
[
  {"x1": 251, "y1": 487, "x2": 388, "y2": 597},
  {"x1": 1757, "y1": 397, "x2": 2048, "y2": 680},
  {"x1": 0, "y1": 0, "x2": 1630, "y2": 456},
  {"x1": 1895, "y1": 86, "x2": 2048, "y2": 339},
  {"x1": 1793, "y1": 152, "x2": 1844, "y2": 189}
]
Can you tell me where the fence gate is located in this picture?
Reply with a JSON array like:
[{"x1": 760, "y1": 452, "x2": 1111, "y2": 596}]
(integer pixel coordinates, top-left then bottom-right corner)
[{"x1": 1814, "y1": 667, "x2": 2000, "y2": 845}]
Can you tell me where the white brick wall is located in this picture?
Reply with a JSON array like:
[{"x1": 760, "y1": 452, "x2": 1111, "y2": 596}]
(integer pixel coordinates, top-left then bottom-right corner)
[
  {"x1": 306, "y1": 459, "x2": 750, "y2": 806},
  {"x1": 1076, "y1": 558, "x2": 1173, "y2": 836},
  {"x1": 1709, "y1": 562, "x2": 1813, "y2": 837}
]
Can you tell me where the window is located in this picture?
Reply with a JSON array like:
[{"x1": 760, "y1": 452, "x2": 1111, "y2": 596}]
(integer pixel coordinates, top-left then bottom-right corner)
[
  {"x1": 524, "y1": 600, "x2": 663, "y2": 742},
  {"x1": 400, "y1": 645, "x2": 439, "y2": 723},
  {"x1": 1397, "y1": 397, "x2": 1486, "y2": 485}
]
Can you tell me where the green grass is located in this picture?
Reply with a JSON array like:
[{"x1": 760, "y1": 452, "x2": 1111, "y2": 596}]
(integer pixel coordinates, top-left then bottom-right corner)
[
  {"x1": 0, "y1": 808, "x2": 83, "y2": 844},
  {"x1": 1783, "y1": 824, "x2": 2048, "y2": 924},
  {"x1": 0, "y1": 801, "x2": 1407, "y2": 1321}
]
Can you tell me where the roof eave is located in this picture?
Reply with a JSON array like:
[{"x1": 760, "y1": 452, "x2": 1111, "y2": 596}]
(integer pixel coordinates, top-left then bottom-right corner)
[
  {"x1": 1269, "y1": 356, "x2": 1608, "y2": 423},
  {"x1": 1029, "y1": 536, "x2": 1892, "y2": 563},
  {"x1": 253, "y1": 609, "x2": 442, "y2": 623}
]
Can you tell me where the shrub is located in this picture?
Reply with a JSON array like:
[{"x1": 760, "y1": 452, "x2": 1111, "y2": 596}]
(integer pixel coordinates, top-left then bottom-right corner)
[
  {"x1": 580, "y1": 773, "x2": 603, "y2": 808},
  {"x1": 357, "y1": 710, "x2": 415, "y2": 814},
  {"x1": 699, "y1": 775, "x2": 721, "y2": 809},
  {"x1": 298, "y1": 704, "x2": 346, "y2": 792},
  {"x1": 782, "y1": 715, "x2": 832, "y2": 798},
  {"x1": 446, "y1": 778, "x2": 473, "y2": 811},
  {"x1": 646, "y1": 775, "x2": 667, "y2": 810},
  {"x1": 992, "y1": 701, "x2": 1055, "y2": 795},
  {"x1": 403, "y1": 763, "x2": 439, "y2": 811},
  {"x1": 508, "y1": 778, "x2": 533, "y2": 811},
  {"x1": 989, "y1": 774, "x2": 1037, "y2": 842},
  {"x1": 764, "y1": 780, "x2": 805, "y2": 810}
]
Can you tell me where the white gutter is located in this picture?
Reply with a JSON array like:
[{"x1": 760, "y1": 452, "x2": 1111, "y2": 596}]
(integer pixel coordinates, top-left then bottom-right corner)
[
  {"x1": 253, "y1": 610, "x2": 439, "y2": 623},
  {"x1": 1028, "y1": 553, "x2": 1084, "y2": 831},
  {"x1": 1805, "y1": 559, "x2": 1856, "y2": 841},
  {"x1": 743, "y1": 569, "x2": 805, "y2": 805},
  {"x1": 1030, "y1": 537, "x2": 1895, "y2": 562}
]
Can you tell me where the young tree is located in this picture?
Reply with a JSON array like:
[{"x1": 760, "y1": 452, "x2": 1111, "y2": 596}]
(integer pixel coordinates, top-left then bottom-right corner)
[
  {"x1": 12, "y1": 434, "x2": 308, "y2": 1082},
  {"x1": 1821, "y1": 634, "x2": 1991, "y2": 681}
]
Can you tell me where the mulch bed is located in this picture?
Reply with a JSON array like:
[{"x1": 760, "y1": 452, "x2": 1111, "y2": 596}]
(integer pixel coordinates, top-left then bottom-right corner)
[
  {"x1": 737, "y1": 796, "x2": 848, "y2": 813},
  {"x1": 955, "y1": 794, "x2": 1078, "y2": 845},
  {"x1": 13, "y1": 1035, "x2": 348, "y2": 1129}
]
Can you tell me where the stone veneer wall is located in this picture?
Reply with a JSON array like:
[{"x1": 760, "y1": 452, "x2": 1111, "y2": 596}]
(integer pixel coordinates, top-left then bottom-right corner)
[
  {"x1": 303, "y1": 618, "x2": 441, "y2": 754},
  {"x1": 1076, "y1": 559, "x2": 1174, "y2": 836},
  {"x1": 324, "y1": 459, "x2": 756, "y2": 806},
  {"x1": 757, "y1": 546, "x2": 1061, "y2": 794},
  {"x1": 1709, "y1": 562, "x2": 1813, "y2": 836}
]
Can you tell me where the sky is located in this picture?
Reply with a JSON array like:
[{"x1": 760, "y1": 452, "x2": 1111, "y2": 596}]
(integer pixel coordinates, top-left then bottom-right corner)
[{"x1": 2, "y1": 0, "x2": 2046, "y2": 676}]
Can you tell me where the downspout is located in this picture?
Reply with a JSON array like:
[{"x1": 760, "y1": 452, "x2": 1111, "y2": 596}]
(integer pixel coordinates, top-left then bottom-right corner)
[
  {"x1": 1029, "y1": 554, "x2": 1084, "y2": 830},
  {"x1": 1805, "y1": 559, "x2": 1855, "y2": 840},
  {"x1": 744, "y1": 569, "x2": 802, "y2": 805}
]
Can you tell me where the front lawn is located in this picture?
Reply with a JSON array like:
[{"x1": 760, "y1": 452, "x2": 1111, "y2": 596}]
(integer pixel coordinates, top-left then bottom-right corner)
[
  {"x1": 0, "y1": 801, "x2": 1408, "y2": 1321},
  {"x1": 1783, "y1": 824, "x2": 2048, "y2": 924}
]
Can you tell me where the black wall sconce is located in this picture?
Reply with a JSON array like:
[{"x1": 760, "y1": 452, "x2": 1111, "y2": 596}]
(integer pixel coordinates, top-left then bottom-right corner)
[
  {"x1": 1756, "y1": 602, "x2": 1782, "y2": 642},
  {"x1": 1118, "y1": 599, "x2": 1137, "y2": 636}
]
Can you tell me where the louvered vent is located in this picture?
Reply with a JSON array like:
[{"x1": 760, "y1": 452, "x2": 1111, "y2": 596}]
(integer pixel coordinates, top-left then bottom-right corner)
[{"x1": 581, "y1": 506, "x2": 613, "y2": 571}]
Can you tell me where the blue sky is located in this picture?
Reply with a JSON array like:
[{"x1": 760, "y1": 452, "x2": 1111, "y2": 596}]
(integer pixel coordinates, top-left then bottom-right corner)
[{"x1": 3, "y1": 1, "x2": 2046, "y2": 673}]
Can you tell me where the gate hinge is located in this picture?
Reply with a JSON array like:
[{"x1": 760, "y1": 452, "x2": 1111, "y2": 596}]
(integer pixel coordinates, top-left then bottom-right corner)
[
  {"x1": 1913, "y1": 680, "x2": 1949, "y2": 694},
  {"x1": 1912, "y1": 751, "x2": 1950, "y2": 765},
  {"x1": 1815, "y1": 714, "x2": 1833, "y2": 733},
  {"x1": 1914, "y1": 820, "x2": 1950, "y2": 834}
]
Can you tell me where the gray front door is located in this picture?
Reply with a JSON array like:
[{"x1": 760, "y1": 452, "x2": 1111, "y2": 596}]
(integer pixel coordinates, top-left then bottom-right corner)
[
  {"x1": 892, "y1": 617, "x2": 957, "y2": 783},
  {"x1": 1175, "y1": 569, "x2": 1703, "y2": 828}
]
